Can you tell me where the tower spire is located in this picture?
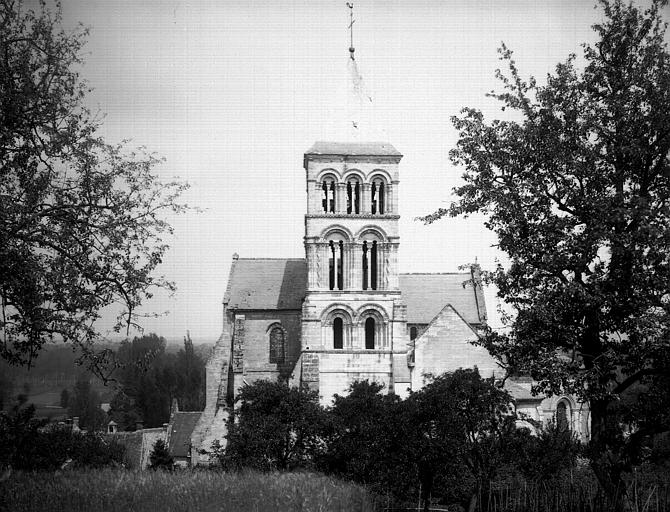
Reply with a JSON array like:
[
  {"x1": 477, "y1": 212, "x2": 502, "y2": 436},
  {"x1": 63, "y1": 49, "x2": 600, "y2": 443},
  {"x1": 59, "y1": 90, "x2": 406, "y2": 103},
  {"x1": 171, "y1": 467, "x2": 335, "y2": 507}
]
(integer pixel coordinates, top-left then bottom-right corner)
[{"x1": 347, "y1": 2, "x2": 355, "y2": 60}]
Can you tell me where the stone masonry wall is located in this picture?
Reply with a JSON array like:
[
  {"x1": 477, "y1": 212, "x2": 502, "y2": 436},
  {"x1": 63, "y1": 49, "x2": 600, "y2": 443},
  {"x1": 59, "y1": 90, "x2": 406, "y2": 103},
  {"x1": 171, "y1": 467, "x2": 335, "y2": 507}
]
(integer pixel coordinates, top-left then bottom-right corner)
[{"x1": 412, "y1": 304, "x2": 499, "y2": 390}]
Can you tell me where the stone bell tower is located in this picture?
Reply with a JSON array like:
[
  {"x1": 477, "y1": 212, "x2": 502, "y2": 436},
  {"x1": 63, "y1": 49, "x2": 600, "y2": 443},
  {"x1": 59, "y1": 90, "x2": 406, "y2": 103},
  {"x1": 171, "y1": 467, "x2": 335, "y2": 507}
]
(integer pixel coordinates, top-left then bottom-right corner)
[{"x1": 298, "y1": 141, "x2": 409, "y2": 402}]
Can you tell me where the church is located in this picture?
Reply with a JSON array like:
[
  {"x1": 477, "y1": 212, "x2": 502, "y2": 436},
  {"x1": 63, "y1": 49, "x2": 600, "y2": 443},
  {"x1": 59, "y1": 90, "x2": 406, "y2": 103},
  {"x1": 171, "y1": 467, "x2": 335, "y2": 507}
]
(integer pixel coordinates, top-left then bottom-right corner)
[{"x1": 189, "y1": 14, "x2": 590, "y2": 465}]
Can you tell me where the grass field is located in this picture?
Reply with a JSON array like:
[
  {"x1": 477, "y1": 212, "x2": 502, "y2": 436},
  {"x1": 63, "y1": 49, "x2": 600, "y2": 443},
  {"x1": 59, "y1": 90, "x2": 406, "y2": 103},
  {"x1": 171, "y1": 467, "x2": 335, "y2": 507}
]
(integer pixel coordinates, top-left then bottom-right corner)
[{"x1": 0, "y1": 468, "x2": 376, "y2": 512}]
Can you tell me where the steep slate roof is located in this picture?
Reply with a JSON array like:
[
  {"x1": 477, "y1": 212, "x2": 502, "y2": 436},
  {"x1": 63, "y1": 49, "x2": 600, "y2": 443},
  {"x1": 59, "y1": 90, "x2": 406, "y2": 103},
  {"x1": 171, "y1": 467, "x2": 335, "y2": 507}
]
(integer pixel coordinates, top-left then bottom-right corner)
[
  {"x1": 168, "y1": 412, "x2": 201, "y2": 458},
  {"x1": 223, "y1": 259, "x2": 484, "y2": 326},
  {"x1": 399, "y1": 273, "x2": 485, "y2": 325},
  {"x1": 504, "y1": 379, "x2": 541, "y2": 402},
  {"x1": 224, "y1": 258, "x2": 308, "y2": 310},
  {"x1": 305, "y1": 141, "x2": 401, "y2": 157}
]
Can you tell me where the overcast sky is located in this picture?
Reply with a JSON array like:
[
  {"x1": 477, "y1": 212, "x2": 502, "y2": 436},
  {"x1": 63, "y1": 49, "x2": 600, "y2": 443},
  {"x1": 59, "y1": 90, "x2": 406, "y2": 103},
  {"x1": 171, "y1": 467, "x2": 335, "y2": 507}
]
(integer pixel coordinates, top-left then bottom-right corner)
[{"x1": 43, "y1": 0, "x2": 668, "y2": 342}]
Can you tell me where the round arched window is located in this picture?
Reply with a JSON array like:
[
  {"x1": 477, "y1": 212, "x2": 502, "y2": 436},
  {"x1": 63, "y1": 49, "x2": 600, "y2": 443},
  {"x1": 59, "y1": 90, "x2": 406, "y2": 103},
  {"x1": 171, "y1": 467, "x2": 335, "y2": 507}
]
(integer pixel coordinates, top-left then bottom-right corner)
[
  {"x1": 556, "y1": 401, "x2": 569, "y2": 431},
  {"x1": 365, "y1": 317, "x2": 375, "y2": 349},
  {"x1": 333, "y1": 317, "x2": 343, "y2": 349}
]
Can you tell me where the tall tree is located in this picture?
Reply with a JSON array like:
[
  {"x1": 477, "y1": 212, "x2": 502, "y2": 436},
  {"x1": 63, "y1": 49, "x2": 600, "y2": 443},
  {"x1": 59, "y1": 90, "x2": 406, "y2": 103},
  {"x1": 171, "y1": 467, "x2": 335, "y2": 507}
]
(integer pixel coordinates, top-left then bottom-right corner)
[
  {"x1": 222, "y1": 380, "x2": 328, "y2": 471},
  {"x1": 423, "y1": 1, "x2": 670, "y2": 508},
  {"x1": 68, "y1": 377, "x2": 105, "y2": 431},
  {"x1": 0, "y1": 0, "x2": 187, "y2": 373}
]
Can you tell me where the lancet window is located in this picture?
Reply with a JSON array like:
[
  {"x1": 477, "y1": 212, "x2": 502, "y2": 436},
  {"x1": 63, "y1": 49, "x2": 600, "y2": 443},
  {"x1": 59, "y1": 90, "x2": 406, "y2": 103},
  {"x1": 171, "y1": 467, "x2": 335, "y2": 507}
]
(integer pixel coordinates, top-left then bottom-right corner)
[
  {"x1": 269, "y1": 326, "x2": 285, "y2": 364},
  {"x1": 321, "y1": 178, "x2": 336, "y2": 213},
  {"x1": 556, "y1": 401, "x2": 570, "y2": 431},
  {"x1": 329, "y1": 240, "x2": 344, "y2": 290},
  {"x1": 362, "y1": 240, "x2": 378, "y2": 290},
  {"x1": 346, "y1": 178, "x2": 361, "y2": 214}
]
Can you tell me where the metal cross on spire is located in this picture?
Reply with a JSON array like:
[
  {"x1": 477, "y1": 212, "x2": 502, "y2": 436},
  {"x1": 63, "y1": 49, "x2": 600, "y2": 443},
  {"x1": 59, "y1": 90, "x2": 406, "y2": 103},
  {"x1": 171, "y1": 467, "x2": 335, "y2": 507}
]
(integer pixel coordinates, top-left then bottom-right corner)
[{"x1": 346, "y1": 2, "x2": 355, "y2": 60}]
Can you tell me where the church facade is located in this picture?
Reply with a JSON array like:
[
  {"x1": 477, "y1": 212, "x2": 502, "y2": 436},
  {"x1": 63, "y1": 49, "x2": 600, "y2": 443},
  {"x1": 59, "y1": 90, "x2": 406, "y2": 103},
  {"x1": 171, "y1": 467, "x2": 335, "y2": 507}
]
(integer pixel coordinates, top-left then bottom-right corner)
[{"x1": 189, "y1": 140, "x2": 590, "y2": 465}]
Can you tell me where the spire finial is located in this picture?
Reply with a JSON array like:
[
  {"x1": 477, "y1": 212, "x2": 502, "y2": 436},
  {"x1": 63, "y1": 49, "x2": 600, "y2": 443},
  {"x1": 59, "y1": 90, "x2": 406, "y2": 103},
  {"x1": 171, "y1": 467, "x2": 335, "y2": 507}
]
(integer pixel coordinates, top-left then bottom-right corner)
[{"x1": 346, "y1": 3, "x2": 355, "y2": 60}]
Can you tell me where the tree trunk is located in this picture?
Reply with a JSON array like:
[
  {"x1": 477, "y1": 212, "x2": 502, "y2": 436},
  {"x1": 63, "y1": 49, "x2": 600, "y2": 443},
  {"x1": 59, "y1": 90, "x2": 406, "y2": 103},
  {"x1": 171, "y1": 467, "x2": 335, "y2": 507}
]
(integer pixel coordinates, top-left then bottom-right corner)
[{"x1": 589, "y1": 398, "x2": 631, "y2": 512}]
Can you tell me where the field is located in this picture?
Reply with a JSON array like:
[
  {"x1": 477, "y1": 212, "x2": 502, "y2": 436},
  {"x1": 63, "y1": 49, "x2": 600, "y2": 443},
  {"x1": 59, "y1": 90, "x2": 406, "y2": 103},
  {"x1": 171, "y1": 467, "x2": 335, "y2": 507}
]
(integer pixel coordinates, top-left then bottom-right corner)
[{"x1": 0, "y1": 468, "x2": 376, "y2": 512}]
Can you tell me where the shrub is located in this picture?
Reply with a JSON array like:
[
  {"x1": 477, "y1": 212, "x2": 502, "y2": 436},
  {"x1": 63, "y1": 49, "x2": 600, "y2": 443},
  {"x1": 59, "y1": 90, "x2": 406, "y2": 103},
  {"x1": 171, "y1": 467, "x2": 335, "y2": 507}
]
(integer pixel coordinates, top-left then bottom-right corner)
[{"x1": 149, "y1": 439, "x2": 174, "y2": 470}]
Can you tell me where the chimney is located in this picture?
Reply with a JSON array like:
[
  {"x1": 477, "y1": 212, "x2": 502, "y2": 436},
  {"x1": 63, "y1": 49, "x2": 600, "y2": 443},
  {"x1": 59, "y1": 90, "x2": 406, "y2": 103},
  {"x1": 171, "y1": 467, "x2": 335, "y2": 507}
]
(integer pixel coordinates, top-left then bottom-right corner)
[
  {"x1": 163, "y1": 423, "x2": 169, "y2": 432},
  {"x1": 72, "y1": 417, "x2": 80, "y2": 431}
]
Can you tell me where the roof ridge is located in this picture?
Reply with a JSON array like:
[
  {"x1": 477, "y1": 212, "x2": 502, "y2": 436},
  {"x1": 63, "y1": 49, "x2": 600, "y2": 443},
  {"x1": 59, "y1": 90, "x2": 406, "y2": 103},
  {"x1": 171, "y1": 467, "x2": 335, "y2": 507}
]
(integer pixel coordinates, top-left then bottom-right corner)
[
  {"x1": 400, "y1": 272, "x2": 469, "y2": 276},
  {"x1": 236, "y1": 257, "x2": 306, "y2": 261}
]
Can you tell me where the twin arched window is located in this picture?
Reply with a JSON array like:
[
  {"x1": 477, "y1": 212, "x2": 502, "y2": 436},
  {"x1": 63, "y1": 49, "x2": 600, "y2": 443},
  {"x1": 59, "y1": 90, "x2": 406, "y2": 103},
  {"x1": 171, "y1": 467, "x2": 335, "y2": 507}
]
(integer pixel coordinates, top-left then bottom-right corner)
[{"x1": 330, "y1": 315, "x2": 377, "y2": 350}]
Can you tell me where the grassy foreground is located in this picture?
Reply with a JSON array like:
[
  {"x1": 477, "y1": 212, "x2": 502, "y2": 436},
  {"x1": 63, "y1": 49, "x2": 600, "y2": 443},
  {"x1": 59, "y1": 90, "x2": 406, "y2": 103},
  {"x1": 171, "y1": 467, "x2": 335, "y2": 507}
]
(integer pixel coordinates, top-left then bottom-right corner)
[{"x1": 0, "y1": 468, "x2": 376, "y2": 512}]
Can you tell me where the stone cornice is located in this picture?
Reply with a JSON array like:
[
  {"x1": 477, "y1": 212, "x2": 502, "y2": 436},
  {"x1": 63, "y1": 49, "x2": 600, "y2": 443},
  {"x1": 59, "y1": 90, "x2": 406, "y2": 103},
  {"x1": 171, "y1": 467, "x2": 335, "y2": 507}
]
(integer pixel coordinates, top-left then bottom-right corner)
[
  {"x1": 305, "y1": 213, "x2": 400, "y2": 220},
  {"x1": 304, "y1": 154, "x2": 402, "y2": 166}
]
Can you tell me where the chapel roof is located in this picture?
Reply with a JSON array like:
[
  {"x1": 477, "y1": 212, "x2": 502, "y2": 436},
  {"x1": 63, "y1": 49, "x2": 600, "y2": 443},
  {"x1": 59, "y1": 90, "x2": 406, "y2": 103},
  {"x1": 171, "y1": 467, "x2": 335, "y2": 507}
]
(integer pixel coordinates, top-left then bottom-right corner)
[
  {"x1": 224, "y1": 258, "x2": 308, "y2": 310},
  {"x1": 223, "y1": 258, "x2": 485, "y2": 326},
  {"x1": 305, "y1": 141, "x2": 401, "y2": 157},
  {"x1": 399, "y1": 273, "x2": 486, "y2": 325},
  {"x1": 168, "y1": 412, "x2": 201, "y2": 458}
]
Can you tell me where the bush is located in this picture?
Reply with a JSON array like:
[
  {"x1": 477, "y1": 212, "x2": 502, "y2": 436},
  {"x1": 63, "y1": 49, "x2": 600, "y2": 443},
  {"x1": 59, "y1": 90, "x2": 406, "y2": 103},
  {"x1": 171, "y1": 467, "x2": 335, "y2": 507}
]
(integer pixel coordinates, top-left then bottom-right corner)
[
  {"x1": 149, "y1": 439, "x2": 174, "y2": 470},
  {"x1": 0, "y1": 398, "x2": 124, "y2": 471}
]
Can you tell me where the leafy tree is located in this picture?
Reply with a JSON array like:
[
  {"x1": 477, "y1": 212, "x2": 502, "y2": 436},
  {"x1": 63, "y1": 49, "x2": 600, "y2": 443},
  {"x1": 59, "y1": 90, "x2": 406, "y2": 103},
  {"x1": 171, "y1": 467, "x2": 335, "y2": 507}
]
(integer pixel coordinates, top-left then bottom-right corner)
[
  {"x1": 0, "y1": 0, "x2": 187, "y2": 372},
  {"x1": 322, "y1": 381, "x2": 417, "y2": 505},
  {"x1": 423, "y1": 0, "x2": 670, "y2": 508},
  {"x1": 59, "y1": 388, "x2": 69, "y2": 409},
  {"x1": 109, "y1": 333, "x2": 206, "y2": 429},
  {"x1": 513, "y1": 420, "x2": 582, "y2": 483},
  {"x1": 0, "y1": 395, "x2": 45, "y2": 470},
  {"x1": 149, "y1": 438, "x2": 173, "y2": 470},
  {"x1": 68, "y1": 378, "x2": 106, "y2": 431},
  {"x1": 222, "y1": 380, "x2": 328, "y2": 471},
  {"x1": 409, "y1": 369, "x2": 516, "y2": 512},
  {"x1": 107, "y1": 390, "x2": 141, "y2": 432}
]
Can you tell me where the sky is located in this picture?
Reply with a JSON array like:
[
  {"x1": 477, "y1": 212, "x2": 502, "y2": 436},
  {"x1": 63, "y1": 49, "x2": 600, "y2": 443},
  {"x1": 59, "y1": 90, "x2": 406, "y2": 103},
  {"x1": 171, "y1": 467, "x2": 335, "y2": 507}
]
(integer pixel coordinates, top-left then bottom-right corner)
[{"x1": 39, "y1": 0, "x2": 669, "y2": 343}]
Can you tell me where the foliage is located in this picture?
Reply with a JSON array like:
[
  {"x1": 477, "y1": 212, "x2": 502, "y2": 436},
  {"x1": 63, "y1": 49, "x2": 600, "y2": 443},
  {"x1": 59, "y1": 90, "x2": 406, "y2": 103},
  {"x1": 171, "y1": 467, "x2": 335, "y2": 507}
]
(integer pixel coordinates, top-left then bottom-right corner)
[
  {"x1": 0, "y1": 397, "x2": 124, "y2": 470},
  {"x1": 0, "y1": 469, "x2": 377, "y2": 512},
  {"x1": 68, "y1": 377, "x2": 106, "y2": 431},
  {"x1": 321, "y1": 381, "x2": 418, "y2": 505},
  {"x1": 109, "y1": 333, "x2": 206, "y2": 429},
  {"x1": 422, "y1": 0, "x2": 670, "y2": 507},
  {"x1": 59, "y1": 388, "x2": 69, "y2": 409},
  {"x1": 0, "y1": 0, "x2": 188, "y2": 372},
  {"x1": 514, "y1": 420, "x2": 582, "y2": 483},
  {"x1": 149, "y1": 439, "x2": 173, "y2": 470},
  {"x1": 408, "y1": 369, "x2": 517, "y2": 511},
  {"x1": 221, "y1": 381, "x2": 329, "y2": 471}
]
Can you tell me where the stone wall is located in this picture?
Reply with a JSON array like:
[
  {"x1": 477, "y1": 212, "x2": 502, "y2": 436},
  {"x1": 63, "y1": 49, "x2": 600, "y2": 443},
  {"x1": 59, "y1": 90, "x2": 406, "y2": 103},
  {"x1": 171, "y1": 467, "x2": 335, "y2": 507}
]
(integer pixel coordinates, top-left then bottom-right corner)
[{"x1": 412, "y1": 304, "x2": 499, "y2": 390}]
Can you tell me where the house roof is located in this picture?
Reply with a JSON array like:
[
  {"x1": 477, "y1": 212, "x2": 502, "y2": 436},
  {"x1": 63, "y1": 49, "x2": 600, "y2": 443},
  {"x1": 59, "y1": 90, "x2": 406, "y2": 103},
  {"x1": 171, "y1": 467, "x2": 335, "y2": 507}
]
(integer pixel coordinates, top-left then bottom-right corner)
[
  {"x1": 504, "y1": 379, "x2": 540, "y2": 402},
  {"x1": 168, "y1": 412, "x2": 201, "y2": 458},
  {"x1": 224, "y1": 258, "x2": 308, "y2": 310},
  {"x1": 223, "y1": 259, "x2": 485, "y2": 326},
  {"x1": 305, "y1": 141, "x2": 401, "y2": 157},
  {"x1": 399, "y1": 273, "x2": 486, "y2": 325}
]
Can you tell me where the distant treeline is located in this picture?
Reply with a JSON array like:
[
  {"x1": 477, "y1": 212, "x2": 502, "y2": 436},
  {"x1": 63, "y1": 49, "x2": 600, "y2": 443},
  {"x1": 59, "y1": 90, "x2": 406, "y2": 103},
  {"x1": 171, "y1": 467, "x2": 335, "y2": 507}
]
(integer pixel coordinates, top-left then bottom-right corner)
[{"x1": 0, "y1": 334, "x2": 210, "y2": 431}]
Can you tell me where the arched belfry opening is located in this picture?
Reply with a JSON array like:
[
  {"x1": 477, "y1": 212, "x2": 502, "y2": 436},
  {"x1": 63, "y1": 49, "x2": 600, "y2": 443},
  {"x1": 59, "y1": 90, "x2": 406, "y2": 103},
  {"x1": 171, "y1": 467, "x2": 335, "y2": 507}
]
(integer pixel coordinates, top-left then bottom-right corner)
[
  {"x1": 322, "y1": 177, "x2": 336, "y2": 213},
  {"x1": 329, "y1": 240, "x2": 344, "y2": 290},
  {"x1": 362, "y1": 240, "x2": 378, "y2": 290},
  {"x1": 346, "y1": 178, "x2": 361, "y2": 214}
]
